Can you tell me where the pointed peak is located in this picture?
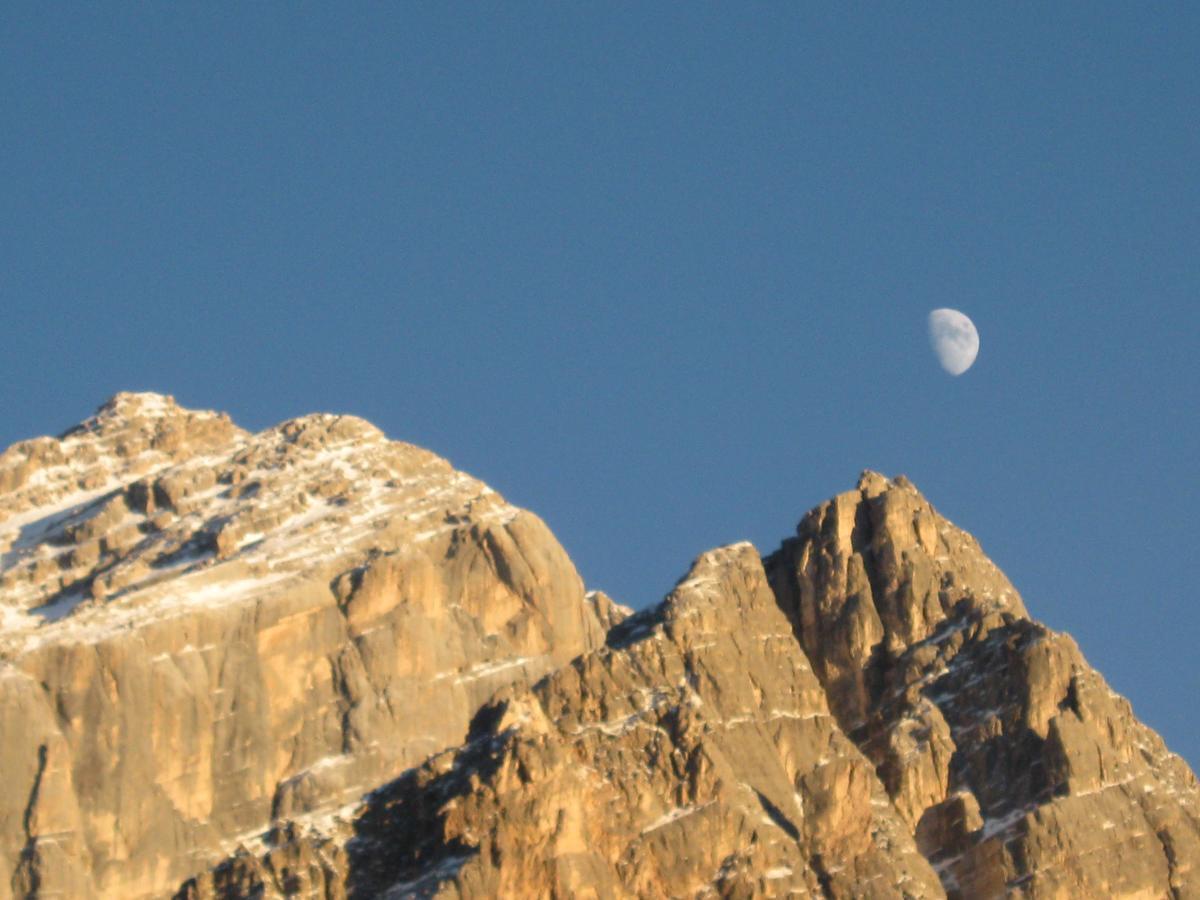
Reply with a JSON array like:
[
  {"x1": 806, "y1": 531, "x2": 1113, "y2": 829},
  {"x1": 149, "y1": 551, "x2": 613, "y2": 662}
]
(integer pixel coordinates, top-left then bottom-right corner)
[
  {"x1": 64, "y1": 391, "x2": 187, "y2": 438},
  {"x1": 856, "y1": 470, "x2": 923, "y2": 500},
  {"x1": 60, "y1": 391, "x2": 233, "y2": 445},
  {"x1": 856, "y1": 469, "x2": 891, "y2": 497},
  {"x1": 95, "y1": 391, "x2": 179, "y2": 420}
]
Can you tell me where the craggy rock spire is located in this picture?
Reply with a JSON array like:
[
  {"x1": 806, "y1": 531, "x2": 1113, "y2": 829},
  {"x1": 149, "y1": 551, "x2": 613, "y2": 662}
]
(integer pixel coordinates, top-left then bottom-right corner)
[
  {"x1": 766, "y1": 471, "x2": 1200, "y2": 897},
  {"x1": 766, "y1": 471, "x2": 1024, "y2": 735}
]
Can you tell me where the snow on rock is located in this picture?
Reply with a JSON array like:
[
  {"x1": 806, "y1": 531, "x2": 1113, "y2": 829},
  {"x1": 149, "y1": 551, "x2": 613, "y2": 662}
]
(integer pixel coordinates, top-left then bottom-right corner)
[
  {"x1": 0, "y1": 394, "x2": 603, "y2": 899},
  {"x1": 0, "y1": 393, "x2": 521, "y2": 649}
]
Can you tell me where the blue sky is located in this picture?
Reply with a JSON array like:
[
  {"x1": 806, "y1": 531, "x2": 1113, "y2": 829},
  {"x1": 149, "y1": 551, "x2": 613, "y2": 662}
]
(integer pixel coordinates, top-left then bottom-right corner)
[{"x1": 3, "y1": 7, "x2": 1197, "y2": 765}]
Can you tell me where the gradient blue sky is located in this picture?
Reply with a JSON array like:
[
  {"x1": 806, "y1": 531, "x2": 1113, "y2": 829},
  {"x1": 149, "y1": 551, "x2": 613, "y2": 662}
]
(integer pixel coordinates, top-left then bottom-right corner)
[{"x1": 3, "y1": 7, "x2": 1197, "y2": 765}]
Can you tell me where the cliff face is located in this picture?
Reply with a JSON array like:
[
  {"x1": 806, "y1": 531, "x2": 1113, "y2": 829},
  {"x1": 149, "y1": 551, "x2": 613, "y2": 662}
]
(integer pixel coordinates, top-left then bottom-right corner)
[
  {"x1": 332, "y1": 543, "x2": 944, "y2": 899},
  {"x1": 1, "y1": 396, "x2": 1197, "y2": 899},
  {"x1": 0, "y1": 394, "x2": 605, "y2": 898},
  {"x1": 765, "y1": 473, "x2": 1200, "y2": 897}
]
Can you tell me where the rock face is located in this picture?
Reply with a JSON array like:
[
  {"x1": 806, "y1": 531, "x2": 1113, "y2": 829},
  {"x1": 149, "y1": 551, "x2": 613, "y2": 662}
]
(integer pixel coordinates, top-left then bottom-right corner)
[
  {"x1": 179, "y1": 544, "x2": 942, "y2": 900},
  {"x1": 765, "y1": 473, "x2": 1200, "y2": 897},
  {"x1": 1, "y1": 396, "x2": 1198, "y2": 899},
  {"x1": 0, "y1": 394, "x2": 604, "y2": 898}
]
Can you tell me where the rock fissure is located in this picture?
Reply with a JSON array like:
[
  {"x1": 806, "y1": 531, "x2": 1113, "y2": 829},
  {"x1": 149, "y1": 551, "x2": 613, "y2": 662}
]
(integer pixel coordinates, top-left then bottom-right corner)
[{"x1": 11, "y1": 744, "x2": 48, "y2": 896}]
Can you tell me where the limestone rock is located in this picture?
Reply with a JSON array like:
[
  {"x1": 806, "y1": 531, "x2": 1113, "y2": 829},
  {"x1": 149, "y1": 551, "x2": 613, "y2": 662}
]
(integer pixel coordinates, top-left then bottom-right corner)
[
  {"x1": 196, "y1": 544, "x2": 942, "y2": 899},
  {"x1": 190, "y1": 473, "x2": 1200, "y2": 900},
  {"x1": 3, "y1": 399, "x2": 1198, "y2": 899},
  {"x1": 766, "y1": 471, "x2": 1200, "y2": 898},
  {"x1": 0, "y1": 394, "x2": 602, "y2": 898}
]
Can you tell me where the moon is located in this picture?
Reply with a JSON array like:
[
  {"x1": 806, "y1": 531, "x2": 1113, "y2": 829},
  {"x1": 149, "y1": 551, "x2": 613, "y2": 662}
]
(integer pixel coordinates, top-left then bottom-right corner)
[{"x1": 928, "y1": 308, "x2": 980, "y2": 376}]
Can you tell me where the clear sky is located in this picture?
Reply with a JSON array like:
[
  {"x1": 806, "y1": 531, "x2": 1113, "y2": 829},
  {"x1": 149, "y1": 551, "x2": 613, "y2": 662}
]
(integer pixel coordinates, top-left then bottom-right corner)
[{"x1": 3, "y1": 7, "x2": 1197, "y2": 766}]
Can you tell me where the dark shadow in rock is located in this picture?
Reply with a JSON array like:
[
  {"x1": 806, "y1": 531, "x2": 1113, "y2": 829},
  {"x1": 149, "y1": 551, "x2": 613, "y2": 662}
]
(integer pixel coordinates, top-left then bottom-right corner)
[
  {"x1": 606, "y1": 604, "x2": 665, "y2": 650},
  {"x1": 754, "y1": 789, "x2": 800, "y2": 841},
  {"x1": 342, "y1": 731, "x2": 509, "y2": 898},
  {"x1": 152, "y1": 534, "x2": 216, "y2": 570},
  {"x1": 30, "y1": 585, "x2": 91, "y2": 623}
]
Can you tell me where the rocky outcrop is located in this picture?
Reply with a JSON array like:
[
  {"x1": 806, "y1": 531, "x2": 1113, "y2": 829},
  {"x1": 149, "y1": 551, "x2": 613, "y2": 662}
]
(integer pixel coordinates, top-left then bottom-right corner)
[
  {"x1": 765, "y1": 472, "x2": 1200, "y2": 898},
  {"x1": 184, "y1": 472, "x2": 1200, "y2": 900},
  {"x1": 0, "y1": 394, "x2": 604, "y2": 898},
  {"x1": 181, "y1": 544, "x2": 943, "y2": 899},
  {"x1": 3, "y1": 396, "x2": 1198, "y2": 899}
]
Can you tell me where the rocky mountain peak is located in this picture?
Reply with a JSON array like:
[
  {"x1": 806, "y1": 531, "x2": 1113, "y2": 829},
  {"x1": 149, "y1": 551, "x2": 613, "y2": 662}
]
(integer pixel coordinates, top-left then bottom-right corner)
[
  {"x1": 61, "y1": 391, "x2": 241, "y2": 453},
  {"x1": 0, "y1": 393, "x2": 242, "y2": 519},
  {"x1": 1, "y1": 397, "x2": 1197, "y2": 899},
  {"x1": 767, "y1": 473, "x2": 1199, "y2": 896},
  {"x1": 776, "y1": 469, "x2": 1024, "y2": 687},
  {"x1": 83, "y1": 390, "x2": 185, "y2": 424},
  {"x1": 0, "y1": 396, "x2": 614, "y2": 896}
]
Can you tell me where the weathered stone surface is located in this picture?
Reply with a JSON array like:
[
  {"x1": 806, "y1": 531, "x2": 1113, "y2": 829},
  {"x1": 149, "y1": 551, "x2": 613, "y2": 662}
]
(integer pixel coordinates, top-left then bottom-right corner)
[
  {"x1": 0, "y1": 394, "x2": 604, "y2": 898},
  {"x1": 4, "y1": 398, "x2": 1199, "y2": 899},
  {"x1": 185, "y1": 544, "x2": 942, "y2": 899},
  {"x1": 193, "y1": 473, "x2": 1200, "y2": 900},
  {"x1": 766, "y1": 471, "x2": 1200, "y2": 898}
]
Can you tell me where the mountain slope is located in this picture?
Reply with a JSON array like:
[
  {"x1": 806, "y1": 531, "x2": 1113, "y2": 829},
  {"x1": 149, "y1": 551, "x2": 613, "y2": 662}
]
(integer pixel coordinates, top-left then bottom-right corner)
[
  {"x1": 765, "y1": 472, "x2": 1200, "y2": 897},
  {"x1": 190, "y1": 473, "x2": 1200, "y2": 900},
  {"x1": 1, "y1": 396, "x2": 1197, "y2": 899},
  {"x1": 0, "y1": 394, "x2": 606, "y2": 898}
]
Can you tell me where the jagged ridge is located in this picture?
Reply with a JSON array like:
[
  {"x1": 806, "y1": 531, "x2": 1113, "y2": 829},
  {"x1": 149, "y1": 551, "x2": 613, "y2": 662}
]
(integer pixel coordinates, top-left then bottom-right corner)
[
  {"x1": 181, "y1": 472, "x2": 1200, "y2": 899},
  {"x1": 0, "y1": 394, "x2": 608, "y2": 898},
  {"x1": 1, "y1": 396, "x2": 1197, "y2": 899}
]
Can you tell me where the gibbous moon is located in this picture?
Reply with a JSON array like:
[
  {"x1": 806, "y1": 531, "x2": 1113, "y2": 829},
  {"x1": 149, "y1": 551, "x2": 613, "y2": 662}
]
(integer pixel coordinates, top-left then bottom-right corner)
[{"x1": 928, "y1": 308, "x2": 980, "y2": 376}]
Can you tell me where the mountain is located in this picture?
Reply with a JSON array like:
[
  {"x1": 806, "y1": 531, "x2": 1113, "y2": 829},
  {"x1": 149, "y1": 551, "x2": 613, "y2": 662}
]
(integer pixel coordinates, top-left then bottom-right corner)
[{"x1": 0, "y1": 394, "x2": 1196, "y2": 899}]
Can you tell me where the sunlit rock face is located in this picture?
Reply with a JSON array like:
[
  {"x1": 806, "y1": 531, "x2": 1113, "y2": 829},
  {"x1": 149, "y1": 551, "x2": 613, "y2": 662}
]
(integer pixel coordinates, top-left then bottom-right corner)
[
  {"x1": 766, "y1": 472, "x2": 1200, "y2": 899},
  {"x1": 182, "y1": 544, "x2": 943, "y2": 899},
  {"x1": 0, "y1": 394, "x2": 605, "y2": 898},
  {"x1": 2, "y1": 397, "x2": 1198, "y2": 899},
  {"x1": 181, "y1": 473, "x2": 1200, "y2": 900}
]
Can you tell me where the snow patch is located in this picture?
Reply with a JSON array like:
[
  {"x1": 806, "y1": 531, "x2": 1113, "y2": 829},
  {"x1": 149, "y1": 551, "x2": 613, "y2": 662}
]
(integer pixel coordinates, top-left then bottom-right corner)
[
  {"x1": 641, "y1": 803, "x2": 711, "y2": 834},
  {"x1": 381, "y1": 855, "x2": 469, "y2": 899}
]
